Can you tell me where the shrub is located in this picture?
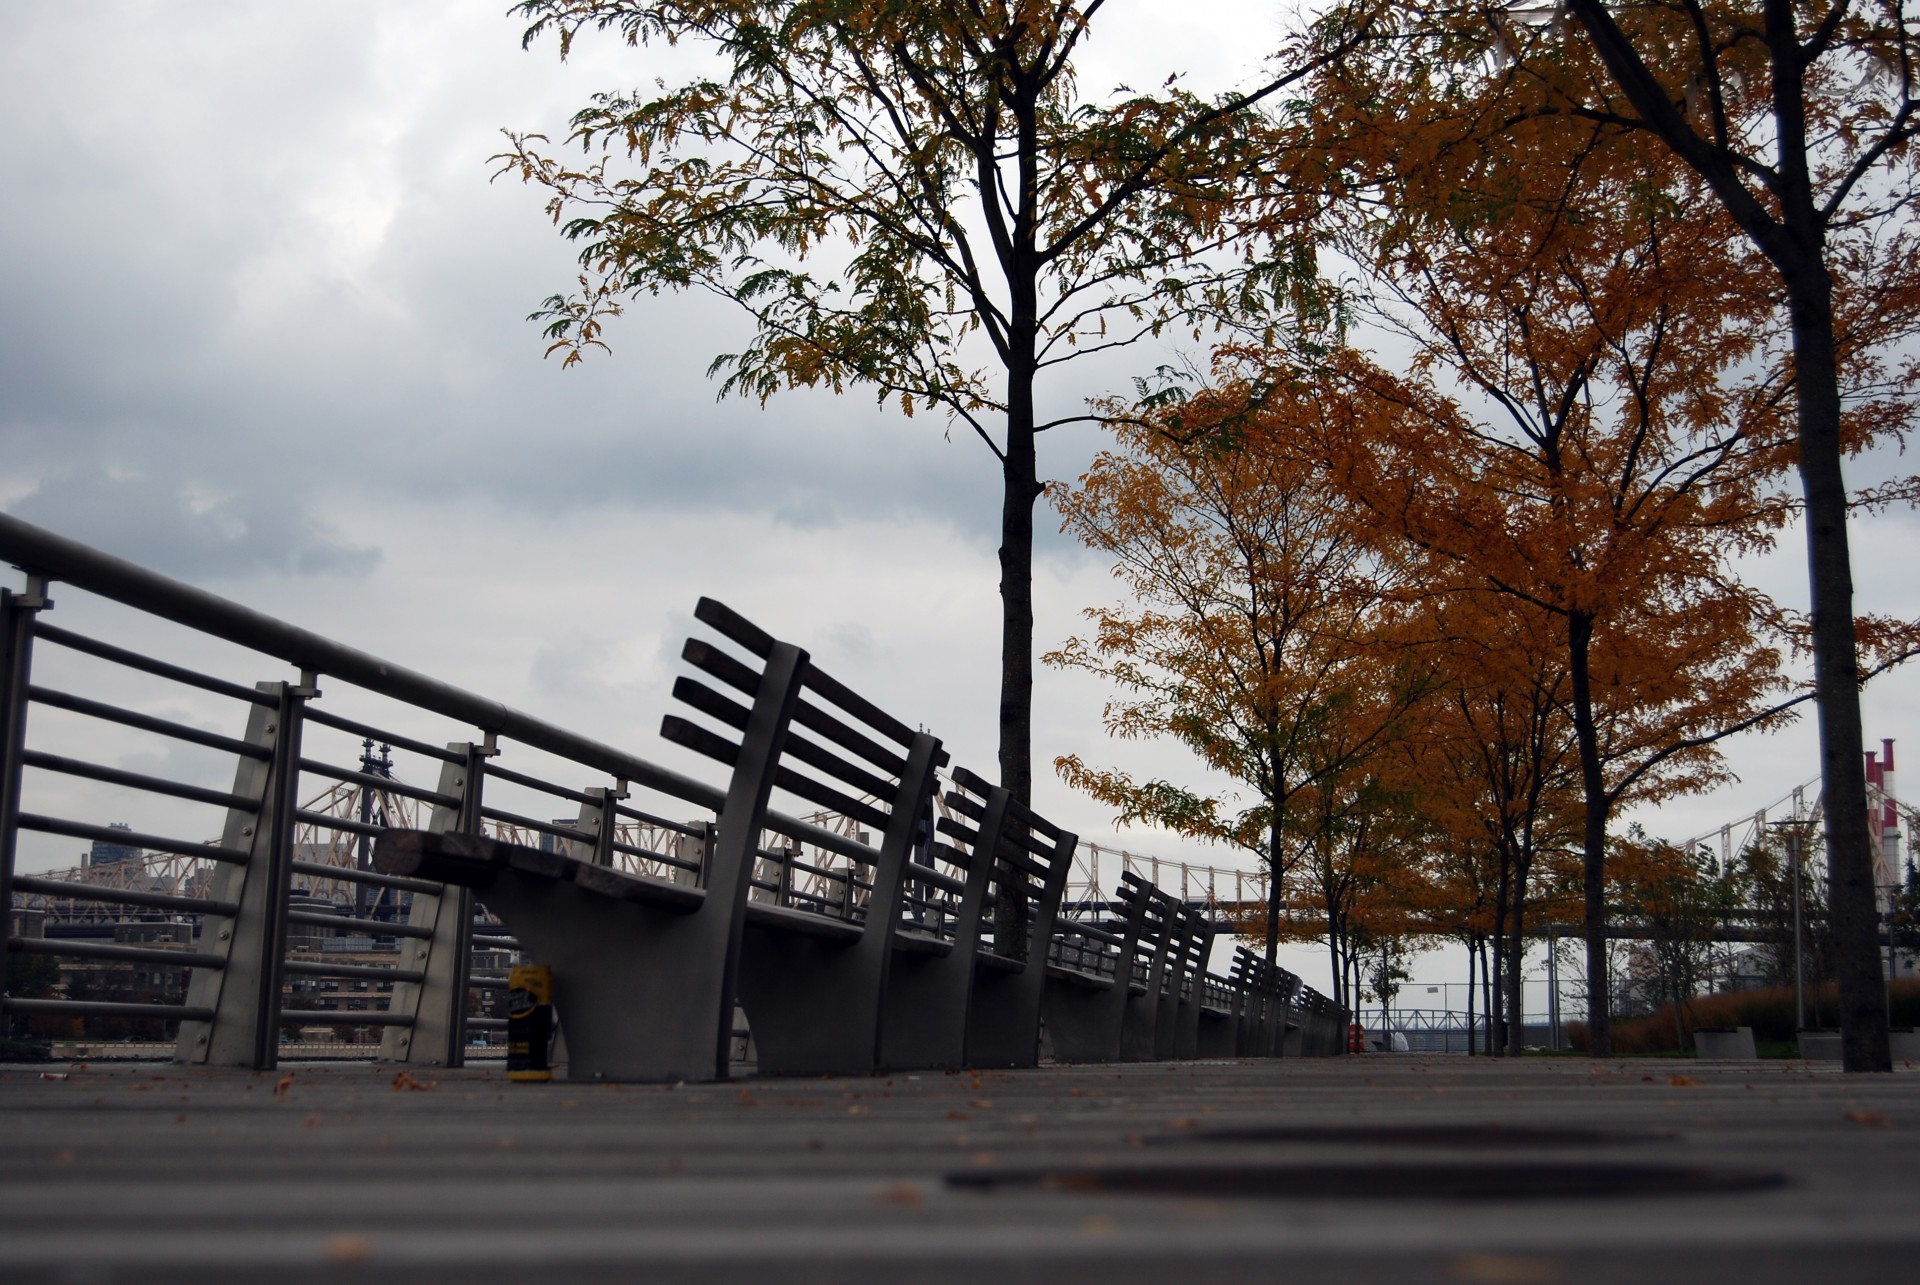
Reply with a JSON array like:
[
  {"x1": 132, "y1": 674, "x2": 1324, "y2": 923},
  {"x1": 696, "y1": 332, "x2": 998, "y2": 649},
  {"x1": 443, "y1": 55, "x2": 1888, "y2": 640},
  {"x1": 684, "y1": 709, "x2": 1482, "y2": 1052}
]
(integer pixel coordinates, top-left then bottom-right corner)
[{"x1": 1567, "y1": 979, "x2": 1920, "y2": 1053}]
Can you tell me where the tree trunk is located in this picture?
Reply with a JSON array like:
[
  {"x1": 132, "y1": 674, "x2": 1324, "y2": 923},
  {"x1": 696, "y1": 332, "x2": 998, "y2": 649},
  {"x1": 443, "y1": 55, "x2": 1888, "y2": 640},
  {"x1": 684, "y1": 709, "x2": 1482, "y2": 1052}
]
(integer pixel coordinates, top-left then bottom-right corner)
[
  {"x1": 992, "y1": 253, "x2": 1039, "y2": 953},
  {"x1": 1567, "y1": 609, "x2": 1613, "y2": 1056},
  {"x1": 1506, "y1": 857, "x2": 1532, "y2": 1058},
  {"x1": 1781, "y1": 266, "x2": 1893, "y2": 1071},
  {"x1": 1465, "y1": 937, "x2": 1477, "y2": 1056},
  {"x1": 1263, "y1": 805, "x2": 1285, "y2": 963},
  {"x1": 1490, "y1": 856, "x2": 1511, "y2": 1056},
  {"x1": 1567, "y1": 0, "x2": 1889, "y2": 1073}
]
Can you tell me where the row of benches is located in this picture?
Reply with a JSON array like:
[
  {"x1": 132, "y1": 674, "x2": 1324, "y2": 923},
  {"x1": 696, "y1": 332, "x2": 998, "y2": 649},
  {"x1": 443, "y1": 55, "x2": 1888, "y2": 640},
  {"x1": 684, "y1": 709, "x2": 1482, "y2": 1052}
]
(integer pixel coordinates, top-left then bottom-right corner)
[{"x1": 375, "y1": 599, "x2": 1343, "y2": 1081}]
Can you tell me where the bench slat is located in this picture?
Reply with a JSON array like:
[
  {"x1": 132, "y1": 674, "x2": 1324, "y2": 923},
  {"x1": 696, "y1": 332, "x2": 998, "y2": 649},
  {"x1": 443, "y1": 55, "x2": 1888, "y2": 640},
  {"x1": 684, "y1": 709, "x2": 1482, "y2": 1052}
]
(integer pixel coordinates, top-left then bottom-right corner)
[
  {"x1": 684, "y1": 636, "x2": 913, "y2": 779},
  {"x1": 676, "y1": 676, "x2": 900, "y2": 802},
  {"x1": 742, "y1": 900, "x2": 862, "y2": 945}
]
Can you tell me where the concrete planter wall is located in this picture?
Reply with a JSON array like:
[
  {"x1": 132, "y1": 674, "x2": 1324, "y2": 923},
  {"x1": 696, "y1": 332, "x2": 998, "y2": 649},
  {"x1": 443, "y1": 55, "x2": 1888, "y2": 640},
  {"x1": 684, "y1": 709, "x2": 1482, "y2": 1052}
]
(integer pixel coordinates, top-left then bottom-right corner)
[
  {"x1": 1797, "y1": 1031, "x2": 1842, "y2": 1061},
  {"x1": 1693, "y1": 1027, "x2": 1757, "y2": 1060}
]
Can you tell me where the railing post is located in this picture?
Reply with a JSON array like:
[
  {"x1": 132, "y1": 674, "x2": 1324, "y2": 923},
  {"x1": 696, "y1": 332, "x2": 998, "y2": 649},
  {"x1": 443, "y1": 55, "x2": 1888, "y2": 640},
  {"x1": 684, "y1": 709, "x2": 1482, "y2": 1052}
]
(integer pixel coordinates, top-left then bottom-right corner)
[
  {"x1": 0, "y1": 579, "x2": 49, "y2": 1018},
  {"x1": 176, "y1": 678, "x2": 310, "y2": 1068},
  {"x1": 572, "y1": 783, "x2": 627, "y2": 868},
  {"x1": 381, "y1": 741, "x2": 489, "y2": 1066}
]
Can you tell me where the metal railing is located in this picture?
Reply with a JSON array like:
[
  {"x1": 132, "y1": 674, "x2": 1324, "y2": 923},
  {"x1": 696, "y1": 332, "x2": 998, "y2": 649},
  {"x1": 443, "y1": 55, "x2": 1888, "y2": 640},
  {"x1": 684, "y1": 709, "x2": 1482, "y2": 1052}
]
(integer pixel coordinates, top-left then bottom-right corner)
[{"x1": 0, "y1": 513, "x2": 880, "y2": 1067}]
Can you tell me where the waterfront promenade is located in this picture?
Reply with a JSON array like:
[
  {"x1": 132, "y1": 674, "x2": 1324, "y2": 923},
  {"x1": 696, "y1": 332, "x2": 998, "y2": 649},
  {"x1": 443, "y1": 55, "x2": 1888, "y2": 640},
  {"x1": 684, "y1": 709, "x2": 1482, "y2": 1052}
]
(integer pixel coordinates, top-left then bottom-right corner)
[{"x1": 2, "y1": 1054, "x2": 1916, "y2": 1282}]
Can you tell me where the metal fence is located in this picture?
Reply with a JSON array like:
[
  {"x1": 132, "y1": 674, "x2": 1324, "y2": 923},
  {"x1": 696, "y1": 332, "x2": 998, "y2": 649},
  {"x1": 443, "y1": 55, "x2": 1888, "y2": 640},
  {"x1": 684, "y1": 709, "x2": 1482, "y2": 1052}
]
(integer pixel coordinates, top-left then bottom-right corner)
[{"x1": 0, "y1": 513, "x2": 860, "y2": 1067}]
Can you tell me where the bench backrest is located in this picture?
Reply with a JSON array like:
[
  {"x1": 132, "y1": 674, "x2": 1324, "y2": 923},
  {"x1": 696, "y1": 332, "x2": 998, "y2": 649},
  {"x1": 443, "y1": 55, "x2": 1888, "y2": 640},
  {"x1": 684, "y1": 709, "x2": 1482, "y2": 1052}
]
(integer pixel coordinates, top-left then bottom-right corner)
[
  {"x1": 658, "y1": 597, "x2": 945, "y2": 1068},
  {"x1": 935, "y1": 766, "x2": 1074, "y2": 969}
]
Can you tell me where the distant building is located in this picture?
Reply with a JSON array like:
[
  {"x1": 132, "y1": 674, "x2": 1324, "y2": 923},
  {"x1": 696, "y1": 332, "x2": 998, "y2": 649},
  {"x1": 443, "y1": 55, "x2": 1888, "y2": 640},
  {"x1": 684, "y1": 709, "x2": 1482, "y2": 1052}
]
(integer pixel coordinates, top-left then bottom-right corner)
[{"x1": 84, "y1": 823, "x2": 141, "y2": 867}]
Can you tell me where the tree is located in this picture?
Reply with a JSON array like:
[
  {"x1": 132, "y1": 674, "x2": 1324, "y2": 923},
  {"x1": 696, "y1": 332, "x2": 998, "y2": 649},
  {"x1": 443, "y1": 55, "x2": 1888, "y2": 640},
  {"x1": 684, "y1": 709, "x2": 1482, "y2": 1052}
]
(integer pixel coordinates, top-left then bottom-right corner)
[
  {"x1": 1551, "y1": 0, "x2": 1920, "y2": 1075},
  {"x1": 1399, "y1": 592, "x2": 1583, "y2": 1054},
  {"x1": 1609, "y1": 828, "x2": 1741, "y2": 1047},
  {"x1": 1046, "y1": 389, "x2": 1428, "y2": 963},
  {"x1": 1301, "y1": 0, "x2": 1920, "y2": 1075},
  {"x1": 498, "y1": 0, "x2": 1361, "y2": 819},
  {"x1": 1276, "y1": 26, "x2": 1817, "y2": 1052}
]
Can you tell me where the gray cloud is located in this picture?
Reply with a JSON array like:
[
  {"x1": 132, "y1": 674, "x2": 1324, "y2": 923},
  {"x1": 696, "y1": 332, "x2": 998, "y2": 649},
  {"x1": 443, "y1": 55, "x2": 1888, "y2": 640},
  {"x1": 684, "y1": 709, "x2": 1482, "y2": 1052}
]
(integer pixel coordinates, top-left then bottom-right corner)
[{"x1": 8, "y1": 466, "x2": 380, "y2": 581}]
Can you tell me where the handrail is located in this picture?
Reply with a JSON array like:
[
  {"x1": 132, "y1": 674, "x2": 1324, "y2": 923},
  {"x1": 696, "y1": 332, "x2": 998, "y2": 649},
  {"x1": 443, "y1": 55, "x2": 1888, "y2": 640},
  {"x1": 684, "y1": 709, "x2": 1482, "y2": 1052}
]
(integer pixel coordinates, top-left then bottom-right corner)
[{"x1": 0, "y1": 511, "x2": 720, "y2": 809}]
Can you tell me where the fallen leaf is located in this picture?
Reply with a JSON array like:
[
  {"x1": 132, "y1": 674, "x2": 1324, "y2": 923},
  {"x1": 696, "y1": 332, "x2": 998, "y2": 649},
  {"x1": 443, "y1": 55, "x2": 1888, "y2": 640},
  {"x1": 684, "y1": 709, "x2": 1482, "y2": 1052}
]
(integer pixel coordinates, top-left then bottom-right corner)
[
  {"x1": 968, "y1": 1099, "x2": 994, "y2": 1109},
  {"x1": 1668, "y1": 1075, "x2": 1697, "y2": 1087},
  {"x1": 846, "y1": 1104, "x2": 869, "y2": 1115},
  {"x1": 324, "y1": 1235, "x2": 374, "y2": 1265},
  {"x1": 1448, "y1": 1252, "x2": 1560, "y2": 1283},
  {"x1": 876, "y1": 1182, "x2": 924, "y2": 1206},
  {"x1": 274, "y1": 1074, "x2": 295, "y2": 1098},
  {"x1": 391, "y1": 1071, "x2": 436, "y2": 1092},
  {"x1": 945, "y1": 1110, "x2": 970, "y2": 1121},
  {"x1": 1842, "y1": 1111, "x2": 1895, "y2": 1128},
  {"x1": 305, "y1": 1114, "x2": 324, "y2": 1129}
]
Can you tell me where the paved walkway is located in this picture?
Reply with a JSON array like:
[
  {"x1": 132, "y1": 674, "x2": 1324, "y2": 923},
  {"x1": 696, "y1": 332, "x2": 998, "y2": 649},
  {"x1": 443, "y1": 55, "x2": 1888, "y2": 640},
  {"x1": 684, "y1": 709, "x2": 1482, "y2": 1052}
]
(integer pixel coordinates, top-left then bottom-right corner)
[{"x1": 2, "y1": 1054, "x2": 1916, "y2": 1282}]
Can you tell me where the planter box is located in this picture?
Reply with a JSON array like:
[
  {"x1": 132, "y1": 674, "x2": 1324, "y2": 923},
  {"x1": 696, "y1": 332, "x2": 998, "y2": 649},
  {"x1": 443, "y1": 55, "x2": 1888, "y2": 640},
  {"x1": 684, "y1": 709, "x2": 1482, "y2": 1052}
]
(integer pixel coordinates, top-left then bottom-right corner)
[
  {"x1": 1693, "y1": 1027, "x2": 1757, "y2": 1060},
  {"x1": 1797, "y1": 1030, "x2": 1842, "y2": 1061}
]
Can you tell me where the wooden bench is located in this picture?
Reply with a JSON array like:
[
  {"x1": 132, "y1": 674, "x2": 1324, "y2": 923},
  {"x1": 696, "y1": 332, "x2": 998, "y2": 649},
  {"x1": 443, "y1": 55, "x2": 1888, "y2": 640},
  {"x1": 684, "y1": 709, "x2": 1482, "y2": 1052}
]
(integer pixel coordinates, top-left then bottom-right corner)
[
  {"x1": 934, "y1": 767, "x2": 1076, "y2": 1069},
  {"x1": 1160, "y1": 900, "x2": 1214, "y2": 1061},
  {"x1": 873, "y1": 780, "x2": 996, "y2": 1071},
  {"x1": 1194, "y1": 964, "x2": 1242, "y2": 1058},
  {"x1": 656, "y1": 597, "x2": 945, "y2": 1078},
  {"x1": 1040, "y1": 871, "x2": 1161, "y2": 1064},
  {"x1": 379, "y1": 597, "x2": 945, "y2": 1082}
]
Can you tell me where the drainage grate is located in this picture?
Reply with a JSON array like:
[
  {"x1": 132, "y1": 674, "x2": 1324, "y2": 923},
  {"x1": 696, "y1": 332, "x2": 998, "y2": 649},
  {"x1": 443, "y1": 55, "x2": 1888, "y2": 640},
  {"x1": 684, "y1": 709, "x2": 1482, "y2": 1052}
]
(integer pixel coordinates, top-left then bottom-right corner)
[
  {"x1": 948, "y1": 1162, "x2": 1785, "y2": 1201},
  {"x1": 1157, "y1": 1123, "x2": 1677, "y2": 1148}
]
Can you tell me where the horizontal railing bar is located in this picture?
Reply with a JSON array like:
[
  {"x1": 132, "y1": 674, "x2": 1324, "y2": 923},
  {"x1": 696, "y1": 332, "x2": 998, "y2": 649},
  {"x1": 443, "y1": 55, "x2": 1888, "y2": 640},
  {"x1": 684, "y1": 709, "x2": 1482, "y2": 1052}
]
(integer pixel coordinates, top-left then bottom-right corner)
[
  {"x1": 296, "y1": 759, "x2": 461, "y2": 809},
  {"x1": 9, "y1": 875, "x2": 235, "y2": 918},
  {"x1": 17, "y1": 814, "x2": 250, "y2": 866},
  {"x1": 289, "y1": 858, "x2": 439, "y2": 895},
  {"x1": 0, "y1": 512, "x2": 724, "y2": 812},
  {"x1": 482, "y1": 763, "x2": 599, "y2": 806},
  {"x1": 465, "y1": 1017, "x2": 507, "y2": 1029},
  {"x1": 292, "y1": 809, "x2": 386, "y2": 839},
  {"x1": 608, "y1": 841, "x2": 699, "y2": 873},
  {"x1": 759, "y1": 809, "x2": 872, "y2": 865},
  {"x1": 28, "y1": 685, "x2": 268, "y2": 760},
  {"x1": 285, "y1": 910, "x2": 433, "y2": 940},
  {"x1": 31, "y1": 620, "x2": 275, "y2": 707},
  {"x1": 302, "y1": 707, "x2": 464, "y2": 763},
  {"x1": 7, "y1": 937, "x2": 224, "y2": 969},
  {"x1": 611, "y1": 803, "x2": 704, "y2": 836},
  {"x1": 278, "y1": 1009, "x2": 414, "y2": 1027},
  {"x1": 902, "y1": 862, "x2": 965, "y2": 896},
  {"x1": 479, "y1": 806, "x2": 582, "y2": 843},
  {"x1": 21, "y1": 751, "x2": 255, "y2": 812},
  {"x1": 283, "y1": 959, "x2": 426, "y2": 984},
  {"x1": 466, "y1": 976, "x2": 508, "y2": 990},
  {"x1": 0, "y1": 997, "x2": 213, "y2": 1022}
]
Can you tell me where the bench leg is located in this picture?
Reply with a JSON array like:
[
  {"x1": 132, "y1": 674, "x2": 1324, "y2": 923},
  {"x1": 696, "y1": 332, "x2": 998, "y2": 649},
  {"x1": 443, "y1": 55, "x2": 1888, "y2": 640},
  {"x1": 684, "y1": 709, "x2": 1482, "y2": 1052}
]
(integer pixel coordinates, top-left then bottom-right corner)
[
  {"x1": 735, "y1": 929, "x2": 881, "y2": 1077},
  {"x1": 877, "y1": 952, "x2": 971, "y2": 1071},
  {"x1": 478, "y1": 874, "x2": 730, "y2": 1083},
  {"x1": 965, "y1": 969, "x2": 1048, "y2": 1069},
  {"x1": 1042, "y1": 977, "x2": 1122, "y2": 1063}
]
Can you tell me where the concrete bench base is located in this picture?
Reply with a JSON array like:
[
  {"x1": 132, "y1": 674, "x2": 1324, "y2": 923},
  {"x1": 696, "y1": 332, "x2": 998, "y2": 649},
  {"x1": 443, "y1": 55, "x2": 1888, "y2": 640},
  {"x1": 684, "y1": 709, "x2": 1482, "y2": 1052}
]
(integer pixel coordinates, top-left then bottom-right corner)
[{"x1": 1693, "y1": 1027, "x2": 1757, "y2": 1060}]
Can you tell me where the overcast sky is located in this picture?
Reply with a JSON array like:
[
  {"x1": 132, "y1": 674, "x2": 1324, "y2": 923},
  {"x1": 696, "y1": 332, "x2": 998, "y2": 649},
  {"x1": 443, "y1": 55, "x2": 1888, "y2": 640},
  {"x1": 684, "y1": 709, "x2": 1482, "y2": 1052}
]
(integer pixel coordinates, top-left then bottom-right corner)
[{"x1": 4, "y1": 0, "x2": 1917, "y2": 916}]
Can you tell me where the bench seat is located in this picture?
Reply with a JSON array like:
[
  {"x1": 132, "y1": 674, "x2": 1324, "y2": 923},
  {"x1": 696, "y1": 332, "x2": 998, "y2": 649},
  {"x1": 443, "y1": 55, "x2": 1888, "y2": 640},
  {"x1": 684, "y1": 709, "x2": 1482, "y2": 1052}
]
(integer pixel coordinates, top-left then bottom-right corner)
[
  {"x1": 1045, "y1": 963, "x2": 1114, "y2": 991},
  {"x1": 891, "y1": 930, "x2": 951, "y2": 958},
  {"x1": 742, "y1": 901, "x2": 862, "y2": 944}
]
